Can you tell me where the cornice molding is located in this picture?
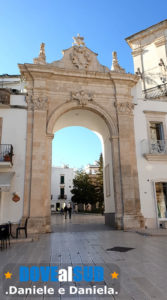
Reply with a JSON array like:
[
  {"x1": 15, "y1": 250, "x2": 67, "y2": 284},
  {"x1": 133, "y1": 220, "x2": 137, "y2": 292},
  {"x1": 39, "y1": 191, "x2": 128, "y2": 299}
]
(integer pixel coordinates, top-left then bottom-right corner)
[
  {"x1": 154, "y1": 36, "x2": 166, "y2": 47},
  {"x1": 18, "y1": 63, "x2": 138, "y2": 85},
  {"x1": 143, "y1": 110, "x2": 167, "y2": 115},
  {"x1": 144, "y1": 154, "x2": 167, "y2": 161},
  {"x1": 132, "y1": 48, "x2": 143, "y2": 57}
]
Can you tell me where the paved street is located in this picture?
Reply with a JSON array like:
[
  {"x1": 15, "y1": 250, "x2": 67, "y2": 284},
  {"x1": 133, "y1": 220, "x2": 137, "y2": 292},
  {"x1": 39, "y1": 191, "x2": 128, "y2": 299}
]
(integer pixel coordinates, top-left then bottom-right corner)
[{"x1": 0, "y1": 214, "x2": 167, "y2": 300}]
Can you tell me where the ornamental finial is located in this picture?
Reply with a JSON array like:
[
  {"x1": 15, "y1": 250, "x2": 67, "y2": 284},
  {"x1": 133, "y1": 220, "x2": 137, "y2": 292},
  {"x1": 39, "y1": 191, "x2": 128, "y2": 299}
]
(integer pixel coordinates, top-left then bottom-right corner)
[
  {"x1": 33, "y1": 42, "x2": 46, "y2": 64},
  {"x1": 111, "y1": 51, "x2": 125, "y2": 73},
  {"x1": 72, "y1": 34, "x2": 85, "y2": 46}
]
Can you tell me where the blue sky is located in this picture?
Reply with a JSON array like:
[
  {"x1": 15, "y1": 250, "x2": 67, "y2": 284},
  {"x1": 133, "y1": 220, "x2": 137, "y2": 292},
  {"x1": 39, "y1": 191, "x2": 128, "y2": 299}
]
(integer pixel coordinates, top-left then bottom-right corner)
[
  {"x1": 52, "y1": 127, "x2": 102, "y2": 168},
  {"x1": 0, "y1": 1, "x2": 167, "y2": 168}
]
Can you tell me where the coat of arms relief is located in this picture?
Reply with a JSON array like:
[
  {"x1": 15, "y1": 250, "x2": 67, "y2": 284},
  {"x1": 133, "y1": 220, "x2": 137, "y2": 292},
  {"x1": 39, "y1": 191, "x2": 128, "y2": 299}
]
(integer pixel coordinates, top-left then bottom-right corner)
[{"x1": 70, "y1": 34, "x2": 92, "y2": 70}]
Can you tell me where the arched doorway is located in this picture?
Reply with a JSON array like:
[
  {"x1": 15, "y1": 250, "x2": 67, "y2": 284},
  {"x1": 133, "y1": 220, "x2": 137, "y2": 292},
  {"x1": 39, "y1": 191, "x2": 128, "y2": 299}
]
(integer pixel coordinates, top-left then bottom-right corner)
[{"x1": 19, "y1": 39, "x2": 144, "y2": 233}]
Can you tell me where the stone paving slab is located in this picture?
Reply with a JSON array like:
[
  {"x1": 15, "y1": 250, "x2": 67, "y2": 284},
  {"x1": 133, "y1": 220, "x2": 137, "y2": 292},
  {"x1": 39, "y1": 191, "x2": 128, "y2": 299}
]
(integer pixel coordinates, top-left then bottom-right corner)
[{"x1": 0, "y1": 215, "x2": 167, "y2": 299}]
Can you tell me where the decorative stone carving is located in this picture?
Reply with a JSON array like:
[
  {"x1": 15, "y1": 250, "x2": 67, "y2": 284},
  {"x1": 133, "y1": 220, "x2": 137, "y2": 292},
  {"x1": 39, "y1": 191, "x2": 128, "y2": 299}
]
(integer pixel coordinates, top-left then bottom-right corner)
[
  {"x1": 115, "y1": 102, "x2": 134, "y2": 114},
  {"x1": 71, "y1": 90, "x2": 94, "y2": 106},
  {"x1": 111, "y1": 51, "x2": 125, "y2": 73},
  {"x1": 26, "y1": 95, "x2": 48, "y2": 111},
  {"x1": 72, "y1": 33, "x2": 85, "y2": 46},
  {"x1": 70, "y1": 46, "x2": 91, "y2": 70},
  {"x1": 33, "y1": 43, "x2": 46, "y2": 65}
]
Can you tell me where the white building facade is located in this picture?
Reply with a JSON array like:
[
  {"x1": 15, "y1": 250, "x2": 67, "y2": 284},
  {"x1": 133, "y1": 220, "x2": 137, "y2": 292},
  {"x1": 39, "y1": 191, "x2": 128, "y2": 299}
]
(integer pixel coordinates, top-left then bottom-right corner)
[
  {"x1": 51, "y1": 166, "x2": 75, "y2": 211},
  {"x1": 126, "y1": 19, "x2": 167, "y2": 228},
  {"x1": 0, "y1": 75, "x2": 27, "y2": 224}
]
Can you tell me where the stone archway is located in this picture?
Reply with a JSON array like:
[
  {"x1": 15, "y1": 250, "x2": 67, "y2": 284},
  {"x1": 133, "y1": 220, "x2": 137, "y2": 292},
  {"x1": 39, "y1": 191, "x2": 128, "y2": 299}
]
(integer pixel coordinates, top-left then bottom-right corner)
[
  {"x1": 48, "y1": 103, "x2": 118, "y2": 228},
  {"x1": 19, "y1": 37, "x2": 144, "y2": 233}
]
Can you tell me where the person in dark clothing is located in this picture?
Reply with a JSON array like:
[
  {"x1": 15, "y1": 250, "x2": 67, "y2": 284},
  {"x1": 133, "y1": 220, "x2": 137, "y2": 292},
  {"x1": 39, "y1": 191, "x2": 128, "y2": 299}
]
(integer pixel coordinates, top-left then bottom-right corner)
[
  {"x1": 68, "y1": 206, "x2": 72, "y2": 219},
  {"x1": 64, "y1": 205, "x2": 68, "y2": 219}
]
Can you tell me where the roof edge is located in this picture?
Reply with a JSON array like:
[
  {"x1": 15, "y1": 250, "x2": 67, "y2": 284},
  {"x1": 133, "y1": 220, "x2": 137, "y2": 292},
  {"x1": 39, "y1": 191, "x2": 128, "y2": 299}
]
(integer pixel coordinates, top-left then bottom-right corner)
[{"x1": 125, "y1": 19, "x2": 167, "y2": 44}]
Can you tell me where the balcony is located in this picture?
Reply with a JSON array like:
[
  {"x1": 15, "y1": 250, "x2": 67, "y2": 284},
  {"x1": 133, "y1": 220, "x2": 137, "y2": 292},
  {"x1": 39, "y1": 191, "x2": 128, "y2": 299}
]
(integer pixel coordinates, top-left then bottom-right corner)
[
  {"x1": 141, "y1": 139, "x2": 167, "y2": 161},
  {"x1": 0, "y1": 144, "x2": 13, "y2": 167},
  {"x1": 143, "y1": 83, "x2": 167, "y2": 100},
  {"x1": 58, "y1": 195, "x2": 67, "y2": 200}
]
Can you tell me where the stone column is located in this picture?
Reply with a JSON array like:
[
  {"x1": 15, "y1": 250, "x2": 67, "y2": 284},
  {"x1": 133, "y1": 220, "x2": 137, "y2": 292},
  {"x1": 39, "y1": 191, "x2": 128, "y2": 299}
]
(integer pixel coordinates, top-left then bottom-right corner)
[
  {"x1": 115, "y1": 101, "x2": 145, "y2": 229},
  {"x1": 23, "y1": 107, "x2": 33, "y2": 218},
  {"x1": 111, "y1": 136, "x2": 124, "y2": 229},
  {"x1": 23, "y1": 95, "x2": 52, "y2": 233}
]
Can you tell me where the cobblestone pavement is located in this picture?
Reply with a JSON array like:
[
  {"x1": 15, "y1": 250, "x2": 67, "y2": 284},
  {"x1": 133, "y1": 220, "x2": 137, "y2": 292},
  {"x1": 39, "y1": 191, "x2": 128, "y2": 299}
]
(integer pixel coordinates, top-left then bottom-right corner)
[{"x1": 0, "y1": 214, "x2": 167, "y2": 300}]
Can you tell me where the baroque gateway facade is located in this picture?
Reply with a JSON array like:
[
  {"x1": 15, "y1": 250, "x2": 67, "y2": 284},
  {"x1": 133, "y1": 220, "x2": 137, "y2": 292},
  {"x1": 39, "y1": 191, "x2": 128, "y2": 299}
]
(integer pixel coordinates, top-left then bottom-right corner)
[{"x1": 0, "y1": 20, "x2": 167, "y2": 233}]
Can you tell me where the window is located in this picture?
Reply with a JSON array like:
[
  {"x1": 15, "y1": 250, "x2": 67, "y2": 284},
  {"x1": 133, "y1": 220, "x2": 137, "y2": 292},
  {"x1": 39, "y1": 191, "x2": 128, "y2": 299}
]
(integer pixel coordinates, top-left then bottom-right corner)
[
  {"x1": 60, "y1": 187, "x2": 64, "y2": 197},
  {"x1": 155, "y1": 182, "x2": 167, "y2": 219},
  {"x1": 143, "y1": 111, "x2": 167, "y2": 158},
  {"x1": 149, "y1": 122, "x2": 164, "y2": 142},
  {"x1": 149, "y1": 122, "x2": 165, "y2": 153},
  {"x1": 60, "y1": 175, "x2": 64, "y2": 184}
]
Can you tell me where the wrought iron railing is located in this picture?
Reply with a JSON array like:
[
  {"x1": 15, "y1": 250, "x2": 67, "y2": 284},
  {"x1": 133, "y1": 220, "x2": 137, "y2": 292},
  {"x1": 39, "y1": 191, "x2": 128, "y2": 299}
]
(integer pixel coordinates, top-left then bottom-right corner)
[
  {"x1": 58, "y1": 195, "x2": 67, "y2": 200},
  {"x1": 143, "y1": 83, "x2": 167, "y2": 99},
  {"x1": 141, "y1": 139, "x2": 167, "y2": 155},
  {"x1": 0, "y1": 144, "x2": 13, "y2": 164},
  {"x1": 150, "y1": 140, "x2": 167, "y2": 154}
]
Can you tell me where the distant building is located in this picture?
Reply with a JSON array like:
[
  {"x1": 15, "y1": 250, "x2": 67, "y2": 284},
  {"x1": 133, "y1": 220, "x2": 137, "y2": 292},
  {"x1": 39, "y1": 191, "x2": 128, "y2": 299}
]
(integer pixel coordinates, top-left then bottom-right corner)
[
  {"x1": 51, "y1": 166, "x2": 75, "y2": 211},
  {"x1": 85, "y1": 163, "x2": 99, "y2": 175},
  {"x1": 85, "y1": 163, "x2": 100, "y2": 188},
  {"x1": 84, "y1": 163, "x2": 103, "y2": 211}
]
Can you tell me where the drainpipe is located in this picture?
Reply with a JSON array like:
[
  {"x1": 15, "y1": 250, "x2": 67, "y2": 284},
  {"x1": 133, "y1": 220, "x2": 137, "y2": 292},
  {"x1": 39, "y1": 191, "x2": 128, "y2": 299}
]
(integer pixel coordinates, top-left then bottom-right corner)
[
  {"x1": 24, "y1": 64, "x2": 34, "y2": 218},
  {"x1": 109, "y1": 72, "x2": 124, "y2": 229}
]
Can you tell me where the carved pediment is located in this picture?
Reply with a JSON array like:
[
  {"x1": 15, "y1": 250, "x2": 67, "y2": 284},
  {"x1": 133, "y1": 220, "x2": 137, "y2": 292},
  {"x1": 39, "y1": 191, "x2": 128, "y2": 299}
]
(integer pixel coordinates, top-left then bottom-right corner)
[{"x1": 51, "y1": 35, "x2": 109, "y2": 72}]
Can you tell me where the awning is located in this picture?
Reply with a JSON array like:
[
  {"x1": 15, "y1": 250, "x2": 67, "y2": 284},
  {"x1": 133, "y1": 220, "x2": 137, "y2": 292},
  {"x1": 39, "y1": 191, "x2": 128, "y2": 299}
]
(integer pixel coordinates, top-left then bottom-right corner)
[{"x1": 0, "y1": 172, "x2": 15, "y2": 192}]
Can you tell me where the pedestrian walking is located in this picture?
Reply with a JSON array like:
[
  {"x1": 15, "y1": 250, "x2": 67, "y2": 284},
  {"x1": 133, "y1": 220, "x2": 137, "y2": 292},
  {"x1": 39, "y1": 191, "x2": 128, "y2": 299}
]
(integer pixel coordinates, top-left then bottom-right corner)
[
  {"x1": 64, "y1": 205, "x2": 68, "y2": 219},
  {"x1": 68, "y1": 206, "x2": 72, "y2": 219}
]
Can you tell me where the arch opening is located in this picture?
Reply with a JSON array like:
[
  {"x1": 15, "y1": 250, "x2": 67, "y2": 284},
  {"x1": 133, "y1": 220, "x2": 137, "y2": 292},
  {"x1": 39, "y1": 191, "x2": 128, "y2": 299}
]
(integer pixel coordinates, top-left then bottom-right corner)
[{"x1": 50, "y1": 108, "x2": 116, "y2": 224}]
